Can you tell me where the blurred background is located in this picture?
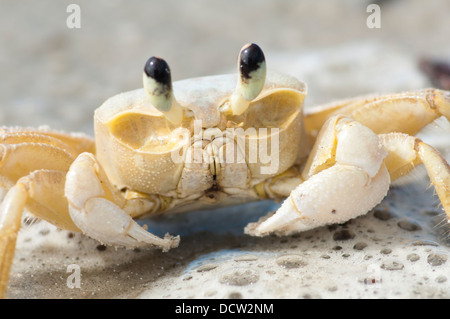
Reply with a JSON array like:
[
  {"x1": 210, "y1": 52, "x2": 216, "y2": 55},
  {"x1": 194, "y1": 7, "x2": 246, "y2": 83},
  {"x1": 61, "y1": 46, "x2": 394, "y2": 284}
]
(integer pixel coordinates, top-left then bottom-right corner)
[
  {"x1": 2, "y1": 0, "x2": 450, "y2": 299},
  {"x1": 1, "y1": 0, "x2": 449, "y2": 134}
]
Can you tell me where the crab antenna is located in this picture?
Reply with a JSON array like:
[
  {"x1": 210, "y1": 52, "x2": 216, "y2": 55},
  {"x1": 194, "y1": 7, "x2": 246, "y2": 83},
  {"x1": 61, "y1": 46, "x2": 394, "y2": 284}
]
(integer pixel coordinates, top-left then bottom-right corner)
[
  {"x1": 230, "y1": 43, "x2": 267, "y2": 115},
  {"x1": 143, "y1": 56, "x2": 183, "y2": 124}
]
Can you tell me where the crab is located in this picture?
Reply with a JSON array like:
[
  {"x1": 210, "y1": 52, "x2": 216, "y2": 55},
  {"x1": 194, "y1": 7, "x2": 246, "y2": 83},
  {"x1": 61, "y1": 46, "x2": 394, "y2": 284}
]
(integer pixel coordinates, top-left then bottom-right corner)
[{"x1": 0, "y1": 43, "x2": 449, "y2": 298}]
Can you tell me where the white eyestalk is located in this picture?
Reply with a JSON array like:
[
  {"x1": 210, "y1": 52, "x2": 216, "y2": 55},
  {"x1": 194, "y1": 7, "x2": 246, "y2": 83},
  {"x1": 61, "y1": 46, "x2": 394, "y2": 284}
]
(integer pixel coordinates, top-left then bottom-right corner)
[
  {"x1": 143, "y1": 56, "x2": 183, "y2": 125},
  {"x1": 230, "y1": 43, "x2": 267, "y2": 116}
]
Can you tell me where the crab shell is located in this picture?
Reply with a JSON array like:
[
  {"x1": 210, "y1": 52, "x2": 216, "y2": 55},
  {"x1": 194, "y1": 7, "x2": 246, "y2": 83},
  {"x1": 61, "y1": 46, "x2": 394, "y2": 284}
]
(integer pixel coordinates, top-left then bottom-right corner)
[{"x1": 94, "y1": 72, "x2": 308, "y2": 211}]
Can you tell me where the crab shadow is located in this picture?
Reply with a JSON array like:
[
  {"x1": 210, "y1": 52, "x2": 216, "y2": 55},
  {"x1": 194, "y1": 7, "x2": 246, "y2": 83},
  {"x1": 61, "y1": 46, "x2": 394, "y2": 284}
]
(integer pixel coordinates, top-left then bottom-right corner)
[
  {"x1": 140, "y1": 200, "x2": 280, "y2": 238},
  {"x1": 7, "y1": 200, "x2": 286, "y2": 298}
]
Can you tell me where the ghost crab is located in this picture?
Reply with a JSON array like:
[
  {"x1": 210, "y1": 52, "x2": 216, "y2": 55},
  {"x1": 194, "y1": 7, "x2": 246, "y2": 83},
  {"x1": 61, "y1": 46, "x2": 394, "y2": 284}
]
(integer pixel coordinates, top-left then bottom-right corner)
[{"x1": 1, "y1": 43, "x2": 450, "y2": 297}]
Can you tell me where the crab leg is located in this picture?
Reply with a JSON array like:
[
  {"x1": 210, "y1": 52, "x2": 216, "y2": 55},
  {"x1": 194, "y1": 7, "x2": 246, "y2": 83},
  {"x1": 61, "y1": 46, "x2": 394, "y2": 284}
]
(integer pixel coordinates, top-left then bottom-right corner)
[
  {"x1": 245, "y1": 115, "x2": 392, "y2": 236},
  {"x1": 0, "y1": 170, "x2": 80, "y2": 298},
  {"x1": 0, "y1": 141, "x2": 76, "y2": 298},
  {"x1": 65, "y1": 152, "x2": 180, "y2": 250},
  {"x1": 0, "y1": 183, "x2": 26, "y2": 299},
  {"x1": 379, "y1": 133, "x2": 450, "y2": 218},
  {"x1": 0, "y1": 128, "x2": 95, "y2": 298},
  {"x1": 304, "y1": 89, "x2": 450, "y2": 137}
]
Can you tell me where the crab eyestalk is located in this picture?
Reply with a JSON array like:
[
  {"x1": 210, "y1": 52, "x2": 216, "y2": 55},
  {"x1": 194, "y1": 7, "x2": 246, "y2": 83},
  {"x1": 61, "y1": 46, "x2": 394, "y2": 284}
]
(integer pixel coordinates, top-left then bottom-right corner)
[
  {"x1": 230, "y1": 43, "x2": 267, "y2": 116},
  {"x1": 143, "y1": 56, "x2": 183, "y2": 124}
]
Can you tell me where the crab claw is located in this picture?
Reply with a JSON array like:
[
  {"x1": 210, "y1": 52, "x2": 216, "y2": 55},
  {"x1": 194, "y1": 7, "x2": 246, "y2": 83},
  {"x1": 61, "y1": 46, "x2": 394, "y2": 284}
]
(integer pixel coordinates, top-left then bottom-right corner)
[
  {"x1": 143, "y1": 56, "x2": 184, "y2": 125},
  {"x1": 65, "y1": 153, "x2": 180, "y2": 251},
  {"x1": 230, "y1": 43, "x2": 267, "y2": 116}
]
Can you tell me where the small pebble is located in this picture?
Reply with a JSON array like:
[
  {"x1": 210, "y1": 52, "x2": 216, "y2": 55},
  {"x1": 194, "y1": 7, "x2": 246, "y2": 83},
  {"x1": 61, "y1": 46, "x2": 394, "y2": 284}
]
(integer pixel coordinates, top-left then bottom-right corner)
[
  {"x1": 228, "y1": 292, "x2": 243, "y2": 299},
  {"x1": 407, "y1": 253, "x2": 420, "y2": 262},
  {"x1": 381, "y1": 261, "x2": 404, "y2": 270},
  {"x1": 219, "y1": 268, "x2": 259, "y2": 286},
  {"x1": 96, "y1": 245, "x2": 107, "y2": 252},
  {"x1": 197, "y1": 264, "x2": 218, "y2": 272},
  {"x1": 410, "y1": 240, "x2": 438, "y2": 246},
  {"x1": 353, "y1": 242, "x2": 368, "y2": 250},
  {"x1": 333, "y1": 229, "x2": 355, "y2": 241},
  {"x1": 427, "y1": 253, "x2": 447, "y2": 266},
  {"x1": 380, "y1": 249, "x2": 392, "y2": 255},
  {"x1": 397, "y1": 218, "x2": 422, "y2": 231},
  {"x1": 276, "y1": 255, "x2": 307, "y2": 269},
  {"x1": 373, "y1": 208, "x2": 393, "y2": 221},
  {"x1": 435, "y1": 276, "x2": 447, "y2": 283}
]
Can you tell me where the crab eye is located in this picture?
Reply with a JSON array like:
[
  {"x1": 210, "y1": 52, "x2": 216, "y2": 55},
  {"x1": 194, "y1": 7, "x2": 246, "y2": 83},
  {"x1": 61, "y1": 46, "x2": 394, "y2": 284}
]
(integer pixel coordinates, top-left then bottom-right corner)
[
  {"x1": 143, "y1": 56, "x2": 183, "y2": 124},
  {"x1": 231, "y1": 43, "x2": 267, "y2": 115}
]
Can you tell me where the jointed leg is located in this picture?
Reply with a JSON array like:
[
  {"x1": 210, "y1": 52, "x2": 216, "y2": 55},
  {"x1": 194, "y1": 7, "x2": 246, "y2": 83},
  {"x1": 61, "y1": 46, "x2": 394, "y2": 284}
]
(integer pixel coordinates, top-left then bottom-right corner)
[
  {"x1": 0, "y1": 183, "x2": 27, "y2": 299},
  {"x1": 380, "y1": 133, "x2": 450, "y2": 219},
  {"x1": 0, "y1": 169, "x2": 80, "y2": 298},
  {"x1": 0, "y1": 154, "x2": 179, "y2": 298},
  {"x1": 304, "y1": 88, "x2": 450, "y2": 137},
  {"x1": 0, "y1": 128, "x2": 93, "y2": 298},
  {"x1": 0, "y1": 152, "x2": 179, "y2": 298}
]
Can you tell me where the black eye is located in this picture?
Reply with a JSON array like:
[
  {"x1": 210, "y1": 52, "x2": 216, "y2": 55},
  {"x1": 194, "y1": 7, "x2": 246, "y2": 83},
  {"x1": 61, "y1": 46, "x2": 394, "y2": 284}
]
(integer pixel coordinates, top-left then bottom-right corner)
[
  {"x1": 144, "y1": 56, "x2": 172, "y2": 88},
  {"x1": 239, "y1": 43, "x2": 265, "y2": 80}
]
